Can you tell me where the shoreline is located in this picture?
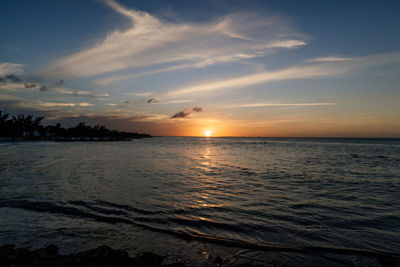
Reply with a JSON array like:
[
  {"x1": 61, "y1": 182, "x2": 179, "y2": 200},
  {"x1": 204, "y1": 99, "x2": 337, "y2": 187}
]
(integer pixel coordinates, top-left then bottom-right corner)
[
  {"x1": 0, "y1": 244, "x2": 258, "y2": 267},
  {"x1": 0, "y1": 244, "x2": 187, "y2": 267},
  {"x1": 1, "y1": 243, "x2": 398, "y2": 267},
  {"x1": 0, "y1": 136, "x2": 150, "y2": 142}
]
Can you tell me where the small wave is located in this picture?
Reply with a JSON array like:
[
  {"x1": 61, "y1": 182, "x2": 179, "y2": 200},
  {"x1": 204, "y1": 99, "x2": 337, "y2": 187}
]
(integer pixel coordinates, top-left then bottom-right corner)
[
  {"x1": 0, "y1": 199, "x2": 398, "y2": 262},
  {"x1": 0, "y1": 199, "x2": 132, "y2": 224},
  {"x1": 68, "y1": 200, "x2": 129, "y2": 216}
]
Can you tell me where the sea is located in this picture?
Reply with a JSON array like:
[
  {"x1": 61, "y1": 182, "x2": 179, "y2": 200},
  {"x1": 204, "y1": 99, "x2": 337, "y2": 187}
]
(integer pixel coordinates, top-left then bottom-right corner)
[{"x1": 0, "y1": 137, "x2": 399, "y2": 266}]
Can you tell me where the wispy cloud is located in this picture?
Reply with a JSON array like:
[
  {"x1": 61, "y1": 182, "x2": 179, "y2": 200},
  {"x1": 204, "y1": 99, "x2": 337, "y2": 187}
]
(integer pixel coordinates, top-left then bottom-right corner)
[
  {"x1": 54, "y1": 87, "x2": 109, "y2": 98},
  {"x1": 38, "y1": 102, "x2": 94, "y2": 107},
  {"x1": 0, "y1": 62, "x2": 24, "y2": 76},
  {"x1": 146, "y1": 98, "x2": 192, "y2": 104},
  {"x1": 44, "y1": 0, "x2": 305, "y2": 80},
  {"x1": 165, "y1": 51, "x2": 400, "y2": 96},
  {"x1": 171, "y1": 110, "x2": 191, "y2": 118},
  {"x1": 161, "y1": 99, "x2": 192, "y2": 104},
  {"x1": 192, "y1": 106, "x2": 203, "y2": 112},
  {"x1": 239, "y1": 102, "x2": 338, "y2": 107},
  {"x1": 94, "y1": 40, "x2": 307, "y2": 85},
  {"x1": 166, "y1": 64, "x2": 340, "y2": 97},
  {"x1": 0, "y1": 83, "x2": 24, "y2": 91},
  {"x1": 171, "y1": 106, "x2": 203, "y2": 118},
  {"x1": 307, "y1": 56, "x2": 353, "y2": 62},
  {"x1": 24, "y1": 82, "x2": 37, "y2": 88},
  {"x1": 146, "y1": 97, "x2": 158, "y2": 104}
]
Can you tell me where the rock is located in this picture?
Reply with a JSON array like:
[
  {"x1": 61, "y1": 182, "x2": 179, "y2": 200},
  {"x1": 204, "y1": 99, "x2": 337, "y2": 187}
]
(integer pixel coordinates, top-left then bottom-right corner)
[
  {"x1": 214, "y1": 255, "x2": 223, "y2": 264},
  {"x1": 131, "y1": 251, "x2": 164, "y2": 267},
  {"x1": 165, "y1": 263, "x2": 186, "y2": 267},
  {"x1": 0, "y1": 244, "x2": 191, "y2": 267}
]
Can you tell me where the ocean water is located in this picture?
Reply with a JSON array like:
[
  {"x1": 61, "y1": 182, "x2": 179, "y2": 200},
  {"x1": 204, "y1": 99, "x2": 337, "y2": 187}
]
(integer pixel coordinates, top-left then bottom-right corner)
[{"x1": 0, "y1": 137, "x2": 399, "y2": 266}]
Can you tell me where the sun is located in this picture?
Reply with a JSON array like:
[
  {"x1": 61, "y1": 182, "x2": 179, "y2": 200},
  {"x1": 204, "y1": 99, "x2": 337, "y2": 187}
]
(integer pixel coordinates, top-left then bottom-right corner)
[{"x1": 204, "y1": 130, "x2": 212, "y2": 137}]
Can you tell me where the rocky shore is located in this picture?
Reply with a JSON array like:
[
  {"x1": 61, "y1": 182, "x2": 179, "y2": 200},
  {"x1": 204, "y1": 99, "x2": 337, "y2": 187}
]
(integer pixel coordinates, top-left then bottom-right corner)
[{"x1": 0, "y1": 244, "x2": 187, "y2": 267}]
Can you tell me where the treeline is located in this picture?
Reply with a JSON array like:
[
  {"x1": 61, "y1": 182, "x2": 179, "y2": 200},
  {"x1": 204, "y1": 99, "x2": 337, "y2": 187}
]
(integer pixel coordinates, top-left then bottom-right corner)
[{"x1": 0, "y1": 111, "x2": 150, "y2": 140}]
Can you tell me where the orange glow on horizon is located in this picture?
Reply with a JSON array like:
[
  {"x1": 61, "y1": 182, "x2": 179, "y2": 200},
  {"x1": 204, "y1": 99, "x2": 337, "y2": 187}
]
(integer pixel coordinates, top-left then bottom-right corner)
[{"x1": 135, "y1": 116, "x2": 400, "y2": 138}]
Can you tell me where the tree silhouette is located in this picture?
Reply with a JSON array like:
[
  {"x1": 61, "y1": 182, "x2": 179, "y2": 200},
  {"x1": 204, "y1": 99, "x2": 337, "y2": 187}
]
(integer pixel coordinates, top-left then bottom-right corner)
[{"x1": 0, "y1": 110, "x2": 150, "y2": 140}]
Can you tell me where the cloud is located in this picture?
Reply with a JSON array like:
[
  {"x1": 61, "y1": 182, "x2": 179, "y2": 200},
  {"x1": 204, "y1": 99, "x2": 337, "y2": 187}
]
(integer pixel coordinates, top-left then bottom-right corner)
[
  {"x1": 171, "y1": 110, "x2": 191, "y2": 118},
  {"x1": 38, "y1": 80, "x2": 64, "y2": 92},
  {"x1": 0, "y1": 62, "x2": 24, "y2": 76},
  {"x1": 171, "y1": 106, "x2": 203, "y2": 118},
  {"x1": 39, "y1": 85, "x2": 49, "y2": 92},
  {"x1": 239, "y1": 102, "x2": 338, "y2": 107},
  {"x1": 43, "y1": 0, "x2": 305, "y2": 80},
  {"x1": 0, "y1": 71, "x2": 69, "y2": 94},
  {"x1": 38, "y1": 102, "x2": 94, "y2": 107},
  {"x1": 0, "y1": 82, "x2": 26, "y2": 91},
  {"x1": 192, "y1": 106, "x2": 203, "y2": 112},
  {"x1": 146, "y1": 98, "x2": 192, "y2": 104},
  {"x1": 0, "y1": 74, "x2": 24, "y2": 87},
  {"x1": 54, "y1": 79, "x2": 64, "y2": 87},
  {"x1": 4, "y1": 74, "x2": 22, "y2": 82},
  {"x1": 146, "y1": 97, "x2": 158, "y2": 103},
  {"x1": 54, "y1": 87, "x2": 109, "y2": 98},
  {"x1": 307, "y1": 56, "x2": 353, "y2": 62},
  {"x1": 24, "y1": 82, "x2": 37, "y2": 88},
  {"x1": 166, "y1": 64, "x2": 341, "y2": 96},
  {"x1": 0, "y1": 75, "x2": 66, "y2": 93},
  {"x1": 39, "y1": 102, "x2": 75, "y2": 107},
  {"x1": 161, "y1": 99, "x2": 192, "y2": 104},
  {"x1": 165, "y1": 51, "x2": 400, "y2": 96}
]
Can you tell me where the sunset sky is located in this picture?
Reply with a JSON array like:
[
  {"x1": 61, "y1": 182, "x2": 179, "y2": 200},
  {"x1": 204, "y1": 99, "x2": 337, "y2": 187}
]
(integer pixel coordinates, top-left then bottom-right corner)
[{"x1": 1, "y1": 0, "x2": 399, "y2": 137}]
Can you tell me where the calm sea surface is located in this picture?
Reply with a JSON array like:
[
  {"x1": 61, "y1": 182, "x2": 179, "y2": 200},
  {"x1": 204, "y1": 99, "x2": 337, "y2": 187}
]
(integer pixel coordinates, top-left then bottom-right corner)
[{"x1": 0, "y1": 137, "x2": 399, "y2": 266}]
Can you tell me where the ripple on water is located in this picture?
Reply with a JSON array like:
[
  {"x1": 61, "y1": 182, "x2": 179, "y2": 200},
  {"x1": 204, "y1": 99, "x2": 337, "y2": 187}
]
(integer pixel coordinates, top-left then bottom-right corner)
[{"x1": 0, "y1": 137, "x2": 400, "y2": 264}]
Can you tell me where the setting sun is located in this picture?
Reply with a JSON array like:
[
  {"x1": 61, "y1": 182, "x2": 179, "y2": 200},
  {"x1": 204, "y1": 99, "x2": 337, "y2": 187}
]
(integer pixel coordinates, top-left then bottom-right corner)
[{"x1": 204, "y1": 130, "x2": 212, "y2": 137}]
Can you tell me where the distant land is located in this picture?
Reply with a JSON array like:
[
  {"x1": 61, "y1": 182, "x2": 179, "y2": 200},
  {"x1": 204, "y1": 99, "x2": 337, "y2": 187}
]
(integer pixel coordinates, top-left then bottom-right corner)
[{"x1": 0, "y1": 111, "x2": 150, "y2": 141}]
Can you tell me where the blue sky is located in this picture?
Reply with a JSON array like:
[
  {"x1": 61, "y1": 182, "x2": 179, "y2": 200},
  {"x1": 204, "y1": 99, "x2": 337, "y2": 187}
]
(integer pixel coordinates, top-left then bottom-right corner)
[{"x1": 1, "y1": 0, "x2": 400, "y2": 136}]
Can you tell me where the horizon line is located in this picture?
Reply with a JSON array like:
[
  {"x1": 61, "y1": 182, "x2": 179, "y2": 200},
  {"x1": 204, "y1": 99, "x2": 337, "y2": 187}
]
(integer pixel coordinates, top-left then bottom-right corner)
[{"x1": 150, "y1": 135, "x2": 400, "y2": 139}]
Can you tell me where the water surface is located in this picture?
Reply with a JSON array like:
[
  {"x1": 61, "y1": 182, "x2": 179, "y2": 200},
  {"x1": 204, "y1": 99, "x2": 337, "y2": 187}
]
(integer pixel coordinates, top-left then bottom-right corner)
[{"x1": 0, "y1": 137, "x2": 399, "y2": 266}]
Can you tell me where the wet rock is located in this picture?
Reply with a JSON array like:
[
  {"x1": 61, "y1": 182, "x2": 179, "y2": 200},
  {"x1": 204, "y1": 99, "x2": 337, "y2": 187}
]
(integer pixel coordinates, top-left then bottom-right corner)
[
  {"x1": 131, "y1": 251, "x2": 164, "y2": 267},
  {"x1": 214, "y1": 255, "x2": 223, "y2": 264},
  {"x1": 165, "y1": 263, "x2": 186, "y2": 267},
  {"x1": 234, "y1": 263, "x2": 264, "y2": 267},
  {"x1": 0, "y1": 244, "x2": 186, "y2": 267}
]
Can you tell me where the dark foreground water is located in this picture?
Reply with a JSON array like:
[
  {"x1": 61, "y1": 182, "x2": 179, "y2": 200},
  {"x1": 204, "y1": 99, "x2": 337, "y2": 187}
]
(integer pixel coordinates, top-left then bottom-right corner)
[{"x1": 0, "y1": 137, "x2": 399, "y2": 266}]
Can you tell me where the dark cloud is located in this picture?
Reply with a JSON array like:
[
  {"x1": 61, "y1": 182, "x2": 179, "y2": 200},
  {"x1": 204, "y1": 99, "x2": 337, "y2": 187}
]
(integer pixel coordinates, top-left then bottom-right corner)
[
  {"x1": 124, "y1": 100, "x2": 131, "y2": 105},
  {"x1": 54, "y1": 79, "x2": 64, "y2": 87},
  {"x1": 5, "y1": 74, "x2": 22, "y2": 82},
  {"x1": 0, "y1": 74, "x2": 66, "y2": 93},
  {"x1": 192, "y1": 106, "x2": 203, "y2": 112},
  {"x1": 0, "y1": 74, "x2": 23, "y2": 84},
  {"x1": 39, "y1": 86, "x2": 48, "y2": 92},
  {"x1": 171, "y1": 110, "x2": 190, "y2": 118},
  {"x1": 171, "y1": 106, "x2": 203, "y2": 119},
  {"x1": 0, "y1": 99, "x2": 55, "y2": 119},
  {"x1": 24, "y1": 82, "x2": 37, "y2": 88},
  {"x1": 25, "y1": 79, "x2": 64, "y2": 93},
  {"x1": 39, "y1": 80, "x2": 64, "y2": 92},
  {"x1": 147, "y1": 98, "x2": 158, "y2": 104}
]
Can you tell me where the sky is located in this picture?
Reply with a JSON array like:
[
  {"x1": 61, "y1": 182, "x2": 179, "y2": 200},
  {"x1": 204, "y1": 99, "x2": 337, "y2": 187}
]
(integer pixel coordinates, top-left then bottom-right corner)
[{"x1": 1, "y1": 0, "x2": 400, "y2": 137}]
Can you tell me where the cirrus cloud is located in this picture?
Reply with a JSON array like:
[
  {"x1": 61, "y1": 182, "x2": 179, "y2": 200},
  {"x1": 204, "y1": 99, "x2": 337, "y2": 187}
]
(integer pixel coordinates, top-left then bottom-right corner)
[{"x1": 43, "y1": 0, "x2": 306, "y2": 81}]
